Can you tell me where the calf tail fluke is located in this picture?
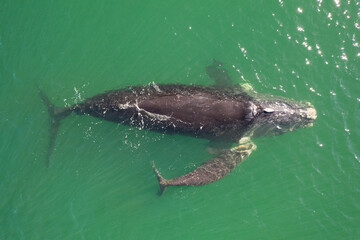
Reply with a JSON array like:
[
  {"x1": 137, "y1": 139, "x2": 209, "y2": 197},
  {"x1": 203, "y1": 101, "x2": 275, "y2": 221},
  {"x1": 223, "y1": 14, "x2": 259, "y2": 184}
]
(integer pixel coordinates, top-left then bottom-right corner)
[
  {"x1": 152, "y1": 162, "x2": 168, "y2": 195},
  {"x1": 39, "y1": 90, "x2": 71, "y2": 167}
]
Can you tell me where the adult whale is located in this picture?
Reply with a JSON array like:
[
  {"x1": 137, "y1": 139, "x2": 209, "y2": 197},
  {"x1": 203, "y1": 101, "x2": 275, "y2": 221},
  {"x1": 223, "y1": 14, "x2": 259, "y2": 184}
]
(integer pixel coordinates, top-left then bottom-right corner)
[{"x1": 40, "y1": 60, "x2": 317, "y2": 194}]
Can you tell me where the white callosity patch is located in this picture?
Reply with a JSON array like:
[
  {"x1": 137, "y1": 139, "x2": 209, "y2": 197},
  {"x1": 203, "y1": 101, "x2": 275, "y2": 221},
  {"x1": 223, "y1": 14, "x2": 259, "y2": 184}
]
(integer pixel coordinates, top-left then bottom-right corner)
[
  {"x1": 245, "y1": 101, "x2": 258, "y2": 121},
  {"x1": 264, "y1": 108, "x2": 275, "y2": 113}
]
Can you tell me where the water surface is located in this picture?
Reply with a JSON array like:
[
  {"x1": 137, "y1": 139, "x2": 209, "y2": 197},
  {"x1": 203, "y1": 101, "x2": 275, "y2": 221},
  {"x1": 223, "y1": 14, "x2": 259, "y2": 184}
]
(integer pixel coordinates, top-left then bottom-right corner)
[{"x1": 1, "y1": 0, "x2": 359, "y2": 239}]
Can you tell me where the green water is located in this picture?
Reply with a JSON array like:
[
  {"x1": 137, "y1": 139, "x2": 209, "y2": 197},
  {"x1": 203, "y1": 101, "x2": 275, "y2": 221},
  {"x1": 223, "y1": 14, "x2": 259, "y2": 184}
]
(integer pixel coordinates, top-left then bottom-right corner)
[{"x1": 1, "y1": 0, "x2": 359, "y2": 239}]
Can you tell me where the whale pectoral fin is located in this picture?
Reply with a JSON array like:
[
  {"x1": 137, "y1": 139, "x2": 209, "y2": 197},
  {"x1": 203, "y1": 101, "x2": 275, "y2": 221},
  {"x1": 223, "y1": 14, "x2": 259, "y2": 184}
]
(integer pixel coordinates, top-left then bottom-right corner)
[
  {"x1": 153, "y1": 142, "x2": 257, "y2": 195},
  {"x1": 205, "y1": 59, "x2": 255, "y2": 97},
  {"x1": 206, "y1": 139, "x2": 233, "y2": 155},
  {"x1": 206, "y1": 59, "x2": 234, "y2": 87}
]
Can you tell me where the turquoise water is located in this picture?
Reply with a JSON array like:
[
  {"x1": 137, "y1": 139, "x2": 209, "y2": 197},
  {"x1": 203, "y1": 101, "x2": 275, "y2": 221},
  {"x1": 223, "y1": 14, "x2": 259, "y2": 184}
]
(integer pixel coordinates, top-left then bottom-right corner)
[{"x1": 1, "y1": 0, "x2": 359, "y2": 239}]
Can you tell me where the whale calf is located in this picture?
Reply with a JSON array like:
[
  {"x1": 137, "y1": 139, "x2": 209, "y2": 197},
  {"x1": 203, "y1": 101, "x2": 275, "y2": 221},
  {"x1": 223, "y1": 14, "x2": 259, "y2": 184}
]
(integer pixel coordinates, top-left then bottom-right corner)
[{"x1": 40, "y1": 60, "x2": 317, "y2": 194}]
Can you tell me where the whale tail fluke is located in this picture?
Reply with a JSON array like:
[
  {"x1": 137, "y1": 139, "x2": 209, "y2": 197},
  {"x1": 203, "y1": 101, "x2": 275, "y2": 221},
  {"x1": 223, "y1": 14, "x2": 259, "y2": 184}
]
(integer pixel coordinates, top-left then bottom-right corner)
[
  {"x1": 39, "y1": 90, "x2": 71, "y2": 167},
  {"x1": 152, "y1": 161, "x2": 168, "y2": 195}
]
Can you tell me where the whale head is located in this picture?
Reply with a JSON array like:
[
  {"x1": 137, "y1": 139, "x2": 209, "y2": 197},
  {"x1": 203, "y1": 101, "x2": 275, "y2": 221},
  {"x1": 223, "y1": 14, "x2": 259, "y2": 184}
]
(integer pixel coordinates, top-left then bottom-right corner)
[{"x1": 248, "y1": 96, "x2": 317, "y2": 137}]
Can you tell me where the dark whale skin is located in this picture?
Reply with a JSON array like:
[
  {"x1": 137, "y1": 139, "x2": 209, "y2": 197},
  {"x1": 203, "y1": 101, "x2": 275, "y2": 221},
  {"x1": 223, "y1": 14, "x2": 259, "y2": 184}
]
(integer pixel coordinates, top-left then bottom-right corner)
[{"x1": 70, "y1": 84, "x2": 255, "y2": 141}]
